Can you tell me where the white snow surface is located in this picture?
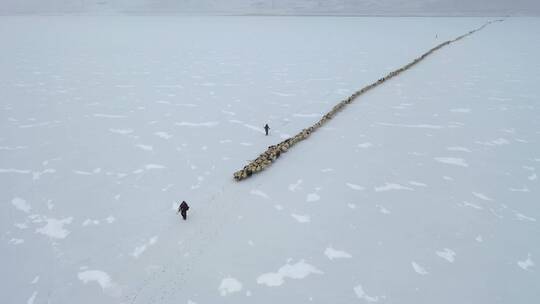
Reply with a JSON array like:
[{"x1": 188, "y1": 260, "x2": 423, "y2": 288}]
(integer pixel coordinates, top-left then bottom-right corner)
[{"x1": 1, "y1": 16, "x2": 539, "y2": 304}]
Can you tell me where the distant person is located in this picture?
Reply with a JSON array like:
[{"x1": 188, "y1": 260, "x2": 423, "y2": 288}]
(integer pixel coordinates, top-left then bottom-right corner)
[
  {"x1": 264, "y1": 124, "x2": 270, "y2": 136},
  {"x1": 178, "y1": 201, "x2": 190, "y2": 220}
]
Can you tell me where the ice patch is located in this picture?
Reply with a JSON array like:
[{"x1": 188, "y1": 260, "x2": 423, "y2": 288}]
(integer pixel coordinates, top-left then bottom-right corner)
[
  {"x1": 154, "y1": 131, "x2": 172, "y2": 139},
  {"x1": 93, "y1": 113, "x2": 126, "y2": 119},
  {"x1": 375, "y1": 183, "x2": 413, "y2": 192},
  {"x1": 357, "y1": 142, "x2": 373, "y2": 148},
  {"x1": 447, "y1": 146, "x2": 472, "y2": 152},
  {"x1": 271, "y1": 91, "x2": 296, "y2": 97},
  {"x1": 288, "y1": 179, "x2": 303, "y2": 192},
  {"x1": 162, "y1": 184, "x2": 174, "y2": 192},
  {"x1": 434, "y1": 157, "x2": 469, "y2": 167},
  {"x1": 12, "y1": 197, "x2": 31, "y2": 213},
  {"x1": 450, "y1": 108, "x2": 471, "y2": 113},
  {"x1": 31, "y1": 276, "x2": 39, "y2": 284},
  {"x1": 218, "y1": 277, "x2": 243, "y2": 296},
  {"x1": 306, "y1": 193, "x2": 320, "y2": 202},
  {"x1": 0, "y1": 168, "x2": 31, "y2": 174},
  {"x1": 324, "y1": 247, "x2": 352, "y2": 260},
  {"x1": 412, "y1": 262, "x2": 428, "y2": 275},
  {"x1": 175, "y1": 121, "x2": 219, "y2": 127},
  {"x1": 492, "y1": 138, "x2": 510, "y2": 145},
  {"x1": 82, "y1": 216, "x2": 115, "y2": 226},
  {"x1": 489, "y1": 208, "x2": 504, "y2": 219},
  {"x1": 509, "y1": 187, "x2": 530, "y2": 192},
  {"x1": 15, "y1": 222, "x2": 28, "y2": 229},
  {"x1": 131, "y1": 236, "x2": 158, "y2": 258},
  {"x1": 472, "y1": 192, "x2": 493, "y2": 201},
  {"x1": 109, "y1": 128, "x2": 133, "y2": 135},
  {"x1": 35, "y1": 217, "x2": 73, "y2": 239},
  {"x1": 41, "y1": 157, "x2": 60, "y2": 166},
  {"x1": 291, "y1": 214, "x2": 310, "y2": 223},
  {"x1": 409, "y1": 181, "x2": 427, "y2": 187},
  {"x1": 32, "y1": 168, "x2": 56, "y2": 180},
  {"x1": 0, "y1": 145, "x2": 28, "y2": 150},
  {"x1": 18, "y1": 121, "x2": 60, "y2": 128},
  {"x1": 9, "y1": 238, "x2": 24, "y2": 245},
  {"x1": 27, "y1": 291, "x2": 37, "y2": 304},
  {"x1": 353, "y1": 284, "x2": 381, "y2": 303},
  {"x1": 377, "y1": 205, "x2": 390, "y2": 214},
  {"x1": 517, "y1": 254, "x2": 534, "y2": 271},
  {"x1": 74, "y1": 170, "x2": 93, "y2": 175},
  {"x1": 462, "y1": 201, "x2": 483, "y2": 210},
  {"x1": 82, "y1": 219, "x2": 100, "y2": 226},
  {"x1": 515, "y1": 212, "x2": 536, "y2": 222},
  {"x1": 476, "y1": 235, "x2": 483, "y2": 242},
  {"x1": 476, "y1": 138, "x2": 510, "y2": 146},
  {"x1": 436, "y1": 248, "x2": 456, "y2": 263},
  {"x1": 257, "y1": 260, "x2": 323, "y2": 287},
  {"x1": 136, "y1": 144, "x2": 153, "y2": 151},
  {"x1": 346, "y1": 183, "x2": 365, "y2": 191},
  {"x1": 78, "y1": 270, "x2": 114, "y2": 290},
  {"x1": 529, "y1": 173, "x2": 537, "y2": 181},
  {"x1": 144, "y1": 164, "x2": 165, "y2": 170},
  {"x1": 250, "y1": 190, "x2": 270, "y2": 200},
  {"x1": 347, "y1": 203, "x2": 357, "y2": 209},
  {"x1": 176, "y1": 103, "x2": 197, "y2": 108}
]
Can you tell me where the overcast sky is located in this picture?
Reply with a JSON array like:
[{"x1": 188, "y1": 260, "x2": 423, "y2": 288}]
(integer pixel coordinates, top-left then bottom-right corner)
[{"x1": 1, "y1": 0, "x2": 539, "y2": 15}]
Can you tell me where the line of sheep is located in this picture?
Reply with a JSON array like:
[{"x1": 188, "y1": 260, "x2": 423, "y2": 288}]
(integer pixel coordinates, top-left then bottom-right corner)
[{"x1": 233, "y1": 19, "x2": 503, "y2": 181}]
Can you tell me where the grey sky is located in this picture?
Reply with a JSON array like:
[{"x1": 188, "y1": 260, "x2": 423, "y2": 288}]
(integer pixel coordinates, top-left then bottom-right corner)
[{"x1": 0, "y1": 0, "x2": 539, "y2": 15}]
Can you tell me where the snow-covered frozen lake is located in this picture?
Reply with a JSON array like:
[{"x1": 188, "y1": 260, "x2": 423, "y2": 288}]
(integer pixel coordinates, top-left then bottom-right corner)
[{"x1": 1, "y1": 16, "x2": 539, "y2": 303}]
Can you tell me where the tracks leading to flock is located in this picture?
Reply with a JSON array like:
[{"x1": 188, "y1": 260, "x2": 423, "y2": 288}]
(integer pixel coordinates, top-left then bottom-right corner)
[{"x1": 233, "y1": 19, "x2": 504, "y2": 181}]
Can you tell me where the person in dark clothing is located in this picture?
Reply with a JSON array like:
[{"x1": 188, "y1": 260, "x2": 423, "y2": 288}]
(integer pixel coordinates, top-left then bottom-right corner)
[
  {"x1": 264, "y1": 124, "x2": 270, "y2": 136},
  {"x1": 178, "y1": 201, "x2": 190, "y2": 220}
]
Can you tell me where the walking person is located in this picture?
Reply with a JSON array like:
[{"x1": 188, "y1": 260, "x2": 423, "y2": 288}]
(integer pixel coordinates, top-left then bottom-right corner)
[
  {"x1": 264, "y1": 123, "x2": 270, "y2": 136},
  {"x1": 178, "y1": 201, "x2": 190, "y2": 220}
]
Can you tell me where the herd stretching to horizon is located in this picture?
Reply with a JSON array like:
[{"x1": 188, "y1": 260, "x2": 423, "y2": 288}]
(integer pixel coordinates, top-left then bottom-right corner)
[{"x1": 233, "y1": 19, "x2": 504, "y2": 181}]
